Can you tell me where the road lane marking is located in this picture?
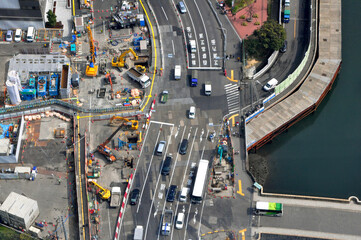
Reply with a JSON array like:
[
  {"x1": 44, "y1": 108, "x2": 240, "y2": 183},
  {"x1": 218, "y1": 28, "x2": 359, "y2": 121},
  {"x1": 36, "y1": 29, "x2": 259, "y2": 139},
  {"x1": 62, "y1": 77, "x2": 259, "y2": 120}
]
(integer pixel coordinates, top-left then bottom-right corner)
[
  {"x1": 171, "y1": 39, "x2": 175, "y2": 55},
  {"x1": 144, "y1": 125, "x2": 175, "y2": 240},
  {"x1": 171, "y1": 127, "x2": 199, "y2": 240},
  {"x1": 182, "y1": 0, "x2": 201, "y2": 66},
  {"x1": 137, "y1": 124, "x2": 163, "y2": 213},
  {"x1": 228, "y1": 113, "x2": 239, "y2": 127},
  {"x1": 150, "y1": 120, "x2": 174, "y2": 126},
  {"x1": 139, "y1": 0, "x2": 157, "y2": 112},
  {"x1": 239, "y1": 228, "x2": 247, "y2": 240},
  {"x1": 226, "y1": 70, "x2": 238, "y2": 82},
  {"x1": 236, "y1": 180, "x2": 245, "y2": 196},
  {"x1": 294, "y1": 8, "x2": 297, "y2": 39},
  {"x1": 161, "y1": 6, "x2": 168, "y2": 21},
  {"x1": 193, "y1": 0, "x2": 212, "y2": 67},
  {"x1": 197, "y1": 192, "x2": 207, "y2": 237}
]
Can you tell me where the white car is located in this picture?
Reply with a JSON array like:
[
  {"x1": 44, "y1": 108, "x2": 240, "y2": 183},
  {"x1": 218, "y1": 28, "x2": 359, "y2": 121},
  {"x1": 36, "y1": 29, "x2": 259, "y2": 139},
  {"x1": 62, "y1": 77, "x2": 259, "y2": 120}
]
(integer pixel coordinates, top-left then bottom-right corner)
[
  {"x1": 188, "y1": 106, "x2": 195, "y2": 119},
  {"x1": 5, "y1": 30, "x2": 13, "y2": 42},
  {"x1": 263, "y1": 78, "x2": 278, "y2": 91},
  {"x1": 175, "y1": 213, "x2": 185, "y2": 229},
  {"x1": 14, "y1": 29, "x2": 22, "y2": 42}
]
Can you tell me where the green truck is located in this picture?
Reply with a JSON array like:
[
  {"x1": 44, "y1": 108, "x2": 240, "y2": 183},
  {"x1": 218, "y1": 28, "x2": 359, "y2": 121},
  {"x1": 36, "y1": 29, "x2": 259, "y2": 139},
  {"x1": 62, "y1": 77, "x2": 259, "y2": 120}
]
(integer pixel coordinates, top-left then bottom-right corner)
[{"x1": 160, "y1": 91, "x2": 169, "y2": 103}]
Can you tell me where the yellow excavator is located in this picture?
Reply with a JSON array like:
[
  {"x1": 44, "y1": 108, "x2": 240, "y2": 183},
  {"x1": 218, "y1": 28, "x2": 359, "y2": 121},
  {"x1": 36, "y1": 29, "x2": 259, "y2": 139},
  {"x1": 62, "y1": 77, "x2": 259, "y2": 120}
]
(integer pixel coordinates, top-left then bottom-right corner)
[
  {"x1": 109, "y1": 116, "x2": 138, "y2": 130},
  {"x1": 112, "y1": 48, "x2": 138, "y2": 68},
  {"x1": 88, "y1": 180, "x2": 111, "y2": 200},
  {"x1": 135, "y1": 65, "x2": 146, "y2": 72},
  {"x1": 85, "y1": 25, "x2": 98, "y2": 76}
]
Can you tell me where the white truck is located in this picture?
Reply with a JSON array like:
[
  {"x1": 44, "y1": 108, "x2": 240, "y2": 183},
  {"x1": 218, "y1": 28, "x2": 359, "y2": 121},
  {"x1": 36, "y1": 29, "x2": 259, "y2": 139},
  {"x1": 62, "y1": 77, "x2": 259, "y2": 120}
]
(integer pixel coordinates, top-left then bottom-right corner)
[
  {"x1": 189, "y1": 40, "x2": 197, "y2": 53},
  {"x1": 174, "y1": 65, "x2": 181, "y2": 80},
  {"x1": 127, "y1": 67, "x2": 151, "y2": 88},
  {"x1": 204, "y1": 82, "x2": 212, "y2": 96},
  {"x1": 110, "y1": 187, "x2": 121, "y2": 208},
  {"x1": 160, "y1": 209, "x2": 174, "y2": 235},
  {"x1": 133, "y1": 225, "x2": 144, "y2": 240}
]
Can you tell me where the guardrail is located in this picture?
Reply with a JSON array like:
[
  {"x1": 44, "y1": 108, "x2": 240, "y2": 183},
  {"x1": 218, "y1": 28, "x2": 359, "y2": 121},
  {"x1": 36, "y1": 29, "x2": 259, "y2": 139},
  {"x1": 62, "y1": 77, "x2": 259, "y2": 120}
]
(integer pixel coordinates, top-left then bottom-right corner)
[{"x1": 1, "y1": 99, "x2": 139, "y2": 115}]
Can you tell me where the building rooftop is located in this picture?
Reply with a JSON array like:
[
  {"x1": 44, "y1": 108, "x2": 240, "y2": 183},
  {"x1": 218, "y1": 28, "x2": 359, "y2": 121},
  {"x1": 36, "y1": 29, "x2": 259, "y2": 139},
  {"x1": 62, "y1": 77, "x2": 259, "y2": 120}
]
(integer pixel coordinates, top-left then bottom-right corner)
[{"x1": 0, "y1": 192, "x2": 38, "y2": 219}]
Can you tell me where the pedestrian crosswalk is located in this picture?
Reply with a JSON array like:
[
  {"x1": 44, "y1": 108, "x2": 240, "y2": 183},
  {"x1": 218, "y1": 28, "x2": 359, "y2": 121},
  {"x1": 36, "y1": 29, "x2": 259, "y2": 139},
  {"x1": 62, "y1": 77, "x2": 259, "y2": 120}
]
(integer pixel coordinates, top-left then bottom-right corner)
[{"x1": 224, "y1": 83, "x2": 240, "y2": 114}]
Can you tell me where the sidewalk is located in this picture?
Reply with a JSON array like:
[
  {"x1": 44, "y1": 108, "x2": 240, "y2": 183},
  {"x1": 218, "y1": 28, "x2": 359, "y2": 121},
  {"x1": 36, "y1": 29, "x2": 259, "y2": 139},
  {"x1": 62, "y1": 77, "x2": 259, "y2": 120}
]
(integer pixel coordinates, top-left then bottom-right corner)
[{"x1": 221, "y1": 0, "x2": 268, "y2": 39}]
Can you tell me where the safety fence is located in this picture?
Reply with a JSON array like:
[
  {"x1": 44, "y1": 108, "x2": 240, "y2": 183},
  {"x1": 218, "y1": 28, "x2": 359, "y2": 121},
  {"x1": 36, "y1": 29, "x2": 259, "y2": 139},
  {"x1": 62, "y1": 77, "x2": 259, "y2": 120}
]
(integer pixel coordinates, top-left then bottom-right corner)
[
  {"x1": 275, "y1": 43, "x2": 311, "y2": 95},
  {"x1": 1, "y1": 99, "x2": 138, "y2": 115}
]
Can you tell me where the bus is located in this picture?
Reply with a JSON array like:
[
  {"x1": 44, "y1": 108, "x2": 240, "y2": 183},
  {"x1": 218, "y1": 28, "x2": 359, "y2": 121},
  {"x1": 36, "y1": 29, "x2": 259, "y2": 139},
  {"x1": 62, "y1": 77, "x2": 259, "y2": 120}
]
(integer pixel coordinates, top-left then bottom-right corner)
[
  {"x1": 191, "y1": 159, "x2": 209, "y2": 203},
  {"x1": 254, "y1": 202, "x2": 283, "y2": 216}
]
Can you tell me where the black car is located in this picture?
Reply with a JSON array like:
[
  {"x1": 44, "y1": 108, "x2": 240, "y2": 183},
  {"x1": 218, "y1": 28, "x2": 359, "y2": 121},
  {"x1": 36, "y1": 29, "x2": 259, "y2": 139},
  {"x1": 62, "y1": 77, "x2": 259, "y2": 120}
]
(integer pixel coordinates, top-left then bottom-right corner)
[
  {"x1": 280, "y1": 40, "x2": 287, "y2": 53},
  {"x1": 130, "y1": 189, "x2": 140, "y2": 205},
  {"x1": 161, "y1": 156, "x2": 172, "y2": 175},
  {"x1": 179, "y1": 139, "x2": 189, "y2": 155},
  {"x1": 166, "y1": 185, "x2": 177, "y2": 202}
]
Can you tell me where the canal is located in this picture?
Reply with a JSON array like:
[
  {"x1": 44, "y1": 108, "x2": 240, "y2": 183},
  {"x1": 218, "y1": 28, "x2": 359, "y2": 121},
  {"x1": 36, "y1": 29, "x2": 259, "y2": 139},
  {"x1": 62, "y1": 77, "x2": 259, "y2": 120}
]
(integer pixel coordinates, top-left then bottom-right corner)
[{"x1": 252, "y1": 0, "x2": 361, "y2": 199}]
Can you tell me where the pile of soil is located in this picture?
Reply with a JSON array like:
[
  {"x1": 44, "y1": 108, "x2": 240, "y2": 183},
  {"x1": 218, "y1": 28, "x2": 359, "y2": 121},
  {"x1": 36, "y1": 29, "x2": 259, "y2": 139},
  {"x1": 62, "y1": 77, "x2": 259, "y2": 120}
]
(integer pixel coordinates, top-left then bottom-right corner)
[{"x1": 248, "y1": 153, "x2": 268, "y2": 185}]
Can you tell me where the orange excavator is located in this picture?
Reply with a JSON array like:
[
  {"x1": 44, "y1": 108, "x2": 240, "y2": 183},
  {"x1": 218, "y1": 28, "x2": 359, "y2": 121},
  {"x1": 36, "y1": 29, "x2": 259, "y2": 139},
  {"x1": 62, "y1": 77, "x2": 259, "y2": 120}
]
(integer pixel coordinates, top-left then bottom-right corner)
[{"x1": 97, "y1": 125, "x2": 123, "y2": 162}]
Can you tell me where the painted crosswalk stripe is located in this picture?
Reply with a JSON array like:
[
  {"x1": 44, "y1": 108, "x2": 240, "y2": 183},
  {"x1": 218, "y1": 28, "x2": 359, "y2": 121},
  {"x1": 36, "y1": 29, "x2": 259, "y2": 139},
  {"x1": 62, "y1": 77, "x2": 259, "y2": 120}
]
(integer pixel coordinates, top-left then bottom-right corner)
[{"x1": 224, "y1": 83, "x2": 240, "y2": 114}]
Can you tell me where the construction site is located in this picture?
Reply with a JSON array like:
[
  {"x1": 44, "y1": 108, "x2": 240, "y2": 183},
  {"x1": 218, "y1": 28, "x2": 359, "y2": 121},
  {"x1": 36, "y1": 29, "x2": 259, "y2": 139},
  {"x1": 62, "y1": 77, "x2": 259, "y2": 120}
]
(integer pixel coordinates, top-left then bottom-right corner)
[
  {"x1": 0, "y1": 0, "x2": 153, "y2": 239},
  {"x1": 2, "y1": 0, "x2": 153, "y2": 112}
]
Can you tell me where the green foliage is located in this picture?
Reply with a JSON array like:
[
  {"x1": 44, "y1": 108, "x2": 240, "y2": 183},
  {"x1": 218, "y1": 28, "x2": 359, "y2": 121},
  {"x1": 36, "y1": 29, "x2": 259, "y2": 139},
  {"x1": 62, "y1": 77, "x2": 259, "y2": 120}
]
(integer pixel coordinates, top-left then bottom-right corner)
[
  {"x1": 252, "y1": 13, "x2": 258, "y2": 18},
  {"x1": 228, "y1": 0, "x2": 254, "y2": 14},
  {"x1": 240, "y1": 15, "x2": 246, "y2": 19},
  {"x1": 242, "y1": 22, "x2": 248, "y2": 26},
  {"x1": 47, "y1": 10, "x2": 57, "y2": 27},
  {"x1": 254, "y1": 19, "x2": 285, "y2": 51},
  {"x1": 0, "y1": 226, "x2": 34, "y2": 240},
  {"x1": 254, "y1": 21, "x2": 260, "y2": 25}
]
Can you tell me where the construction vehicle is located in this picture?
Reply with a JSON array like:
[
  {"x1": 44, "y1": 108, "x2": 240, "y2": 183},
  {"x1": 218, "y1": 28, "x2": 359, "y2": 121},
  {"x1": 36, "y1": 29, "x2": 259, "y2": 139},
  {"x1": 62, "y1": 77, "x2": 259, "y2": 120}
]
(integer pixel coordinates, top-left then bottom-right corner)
[
  {"x1": 135, "y1": 65, "x2": 146, "y2": 72},
  {"x1": 105, "y1": 73, "x2": 115, "y2": 100},
  {"x1": 127, "y1": 67, "x2": 151, "y2": 88},
  {"x1": 85, "y1": 26, "x2": 98, "y2": 76},
  {"x1": 160, "y1": 90, "x2": 168, "y2": 103},
  {"x1": 112, "y1": 48, "x2": 138, "y2": 69},
  {"x1": 109, "y1": 116, "x2": 139, "y2": 130},
  {"x1": 97, "y1": 125, "x2": 123, "y2": 162},
  {"x1": 89, "y1": 180, "x2": 111, "y2": 200},
  {"x1": 110, "y1": 187, "x2": 122, "y2": 207}
]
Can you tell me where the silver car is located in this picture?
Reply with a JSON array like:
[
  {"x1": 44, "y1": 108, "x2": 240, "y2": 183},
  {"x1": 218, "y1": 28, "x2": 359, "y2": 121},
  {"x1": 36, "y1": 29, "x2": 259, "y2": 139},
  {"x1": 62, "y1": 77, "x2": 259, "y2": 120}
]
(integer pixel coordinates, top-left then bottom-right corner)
[{"x1": 6, "y1": 30, "x2": 13, "y2": 42}]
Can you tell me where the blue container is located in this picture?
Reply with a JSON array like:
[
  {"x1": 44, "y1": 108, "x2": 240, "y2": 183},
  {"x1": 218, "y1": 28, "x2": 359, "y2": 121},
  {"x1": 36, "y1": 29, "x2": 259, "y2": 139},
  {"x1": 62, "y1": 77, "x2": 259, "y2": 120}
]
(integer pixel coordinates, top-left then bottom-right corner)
[
  {"x1": 37, "y1": 76, "x2": 47, "y2": 97},
  {"x1": 21, "y1": 89, "x2": 36, "y2": 101},
  {"x1": 48, "y1": 73, "x2": 59, "y2": 97},
  {"x1": 140, "y1": 18, "x2": 145, "y2": 26}
]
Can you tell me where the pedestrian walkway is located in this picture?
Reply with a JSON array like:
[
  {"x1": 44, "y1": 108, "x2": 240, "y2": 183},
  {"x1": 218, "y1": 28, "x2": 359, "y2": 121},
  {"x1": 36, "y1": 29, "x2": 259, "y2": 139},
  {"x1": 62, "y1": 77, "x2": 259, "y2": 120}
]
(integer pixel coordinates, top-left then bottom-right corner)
[
  {"x1": 222, "y1": 0, "x2": 268, "y2": 39},
  {"x1": 224, "y1": 83, "x2": 240, "y2": 114}
]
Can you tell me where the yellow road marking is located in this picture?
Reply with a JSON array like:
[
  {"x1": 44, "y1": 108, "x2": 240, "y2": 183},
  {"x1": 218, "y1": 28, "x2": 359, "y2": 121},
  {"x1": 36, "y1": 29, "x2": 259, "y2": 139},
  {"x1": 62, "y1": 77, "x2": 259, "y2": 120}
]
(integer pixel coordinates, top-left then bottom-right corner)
[
  {"x1": 140, "y1": 0, "x2": 157, "y2": 112},
  {"x1": 77, "y1": 118, "x2": 86, "y2": 240},
  {"x1": 294, "y1": 8, "x2": 297, "y2": 39},
  {"x1": 236, "y1": 180, "x2": 245, "y2": 196},
  {"x1": 239, "y1": 228, "x2": 247, "y2": 240},
  {"x1": 72, "y1": 0, "x2": 75, "y2": 16},
  {"x1": 228, "y1": 113, "x2": 239, "y2": 126},
  {"x1": 226, "y1": 70, "x2": 238, "y2": 82}
]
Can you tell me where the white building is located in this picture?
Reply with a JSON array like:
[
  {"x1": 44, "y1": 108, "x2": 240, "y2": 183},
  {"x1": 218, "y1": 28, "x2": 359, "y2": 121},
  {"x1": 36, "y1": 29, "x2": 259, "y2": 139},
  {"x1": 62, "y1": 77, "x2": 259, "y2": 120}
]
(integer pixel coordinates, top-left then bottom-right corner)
[{"x1": 0, "y1": 192, "x2": 39, "y2": 230}]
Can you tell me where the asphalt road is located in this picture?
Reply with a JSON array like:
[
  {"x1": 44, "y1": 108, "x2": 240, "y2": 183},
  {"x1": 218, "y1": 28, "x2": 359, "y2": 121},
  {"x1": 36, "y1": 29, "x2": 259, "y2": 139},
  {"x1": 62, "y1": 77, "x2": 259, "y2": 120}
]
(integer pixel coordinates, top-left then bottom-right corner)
[{"x1": 251, "y1": 0, "x2": 312, "y2": 106}]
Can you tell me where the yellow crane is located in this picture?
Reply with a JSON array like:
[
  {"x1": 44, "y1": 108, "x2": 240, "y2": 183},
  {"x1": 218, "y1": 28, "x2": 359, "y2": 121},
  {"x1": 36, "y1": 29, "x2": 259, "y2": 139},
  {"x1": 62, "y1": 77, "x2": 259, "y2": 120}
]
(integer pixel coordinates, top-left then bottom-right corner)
[
  {"x1": 85, "y1": 25, "x2": 98, "y2": 77},
  {"x1": 109, "y1": 116, "x2": 139, "y2": 130},
  {"x1": 112, "y1": 48, "x2": 138, "y2": 68},
  {"x1": 89, "y1": 180, "x2": 111, "y2": 200}
]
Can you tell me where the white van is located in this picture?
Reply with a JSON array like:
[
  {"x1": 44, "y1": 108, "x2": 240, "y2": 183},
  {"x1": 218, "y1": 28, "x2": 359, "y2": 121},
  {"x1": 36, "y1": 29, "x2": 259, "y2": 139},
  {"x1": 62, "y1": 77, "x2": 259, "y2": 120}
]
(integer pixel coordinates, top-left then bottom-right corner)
[
  {"x1": 188, "y1": 106, "x2": 196, "y2": 119},
  {"x1": 26, "y1": 27, "x2": 35, "y2": 42},
  {"x1": 179, "y1": 187, "x2": 189, "y2": 202},
  {"x1": 263, "y1": 78, "x2": 278, "y2": 91},
  {"x1": 175, "y1": 213, "x2": 185, "y2": 229},
  {"x1": 14, "y1": 29, "x2": 22, "y2": 42},
  {"x1": 174, "y1": 65, "x2": 181, "y2": 80},
  {"x1": 155, "y1": 141, "x2": 166, "y2": 156}
]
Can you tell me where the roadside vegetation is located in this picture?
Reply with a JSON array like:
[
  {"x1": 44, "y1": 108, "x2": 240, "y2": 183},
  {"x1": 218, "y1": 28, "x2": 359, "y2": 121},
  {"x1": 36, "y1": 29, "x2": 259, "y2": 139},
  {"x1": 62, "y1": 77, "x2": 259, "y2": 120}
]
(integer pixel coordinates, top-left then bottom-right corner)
[
  {"x1": 244, "y1": 19, "x2": 286, "y2": 59},
  {"x1": 0, "y1": 225, "x2": 34, "y2": 240},
  {"x1": 226, "y1": 0, "x2": 254, "y2": 15}
]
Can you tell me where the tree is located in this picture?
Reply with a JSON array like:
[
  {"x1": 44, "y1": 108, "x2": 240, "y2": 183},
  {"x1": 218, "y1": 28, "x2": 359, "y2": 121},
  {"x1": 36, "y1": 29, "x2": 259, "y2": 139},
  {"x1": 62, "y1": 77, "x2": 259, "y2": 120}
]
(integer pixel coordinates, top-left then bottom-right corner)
[
  {"x1": 47, "y1": 10, "x2": 57, "y2": 28},
  {"x1": 255, "y1": 20, "x2": 285, "y2": 51},
  {"x1": 245, "y1": 0, "x2": 255, "y2": 21}
]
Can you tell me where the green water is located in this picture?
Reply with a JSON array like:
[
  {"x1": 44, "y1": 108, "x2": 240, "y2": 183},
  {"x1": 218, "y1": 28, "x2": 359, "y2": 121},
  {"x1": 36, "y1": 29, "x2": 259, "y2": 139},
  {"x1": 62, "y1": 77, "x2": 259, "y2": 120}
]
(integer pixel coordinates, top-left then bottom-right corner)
[{"x1": 258, "y1": 0, "x2": 361, "y2": 199}]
